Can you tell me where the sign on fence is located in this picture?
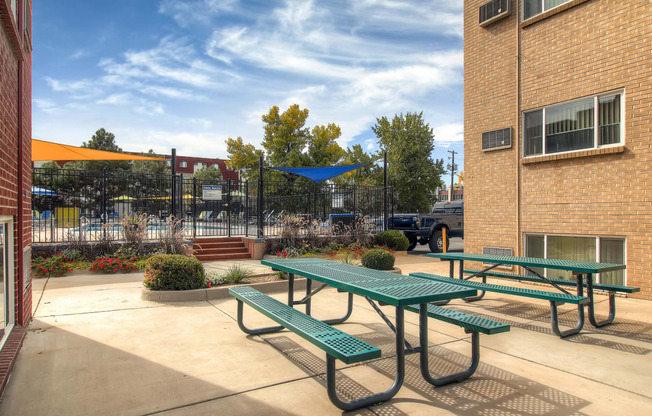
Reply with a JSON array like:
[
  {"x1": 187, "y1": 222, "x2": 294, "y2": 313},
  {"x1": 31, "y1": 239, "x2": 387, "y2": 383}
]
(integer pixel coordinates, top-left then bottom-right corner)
[{"x1": 202, "y1": 185, "x2": 222, "y2": 200}]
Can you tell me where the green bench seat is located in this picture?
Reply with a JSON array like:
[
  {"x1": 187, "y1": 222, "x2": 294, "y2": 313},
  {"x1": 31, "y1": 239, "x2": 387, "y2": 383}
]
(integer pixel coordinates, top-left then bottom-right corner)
[
  {"x1": 403, "y1": 303, "x2": 509, "y2": 386},
  {"x1": 228, "y1": 286, "x2": 380, "y2": 364},
  {"x1": 463, "y1": 269, "x2": 640, "y2": 294},
  {"x1": 409, "y1": 272, "x2": 589, "y2": 338},
  {"x1": 410, "y1": 272, "x2": 590, "y2": 305},
  {"x1": 404, "y1": 303, "x2": 510, "y2": 335}
]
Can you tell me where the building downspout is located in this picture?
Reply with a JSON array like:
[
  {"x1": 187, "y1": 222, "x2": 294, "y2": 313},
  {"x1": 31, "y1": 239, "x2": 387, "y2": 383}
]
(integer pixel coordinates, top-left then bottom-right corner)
[{"x1": 515, "y1": 1, "x2": 522, "y2": 256}]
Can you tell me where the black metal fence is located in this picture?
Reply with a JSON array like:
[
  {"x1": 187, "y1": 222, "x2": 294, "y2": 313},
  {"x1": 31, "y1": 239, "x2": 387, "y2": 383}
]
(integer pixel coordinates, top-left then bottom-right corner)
[{"x1": 31, "y1": 167, "x2": 393, "y2": 244}]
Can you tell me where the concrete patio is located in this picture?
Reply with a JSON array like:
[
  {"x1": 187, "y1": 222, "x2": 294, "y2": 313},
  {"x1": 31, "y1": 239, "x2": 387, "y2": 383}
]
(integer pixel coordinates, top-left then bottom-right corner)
[{"x1": 1, "y1": 255, "x2": 651, "y2": 415}]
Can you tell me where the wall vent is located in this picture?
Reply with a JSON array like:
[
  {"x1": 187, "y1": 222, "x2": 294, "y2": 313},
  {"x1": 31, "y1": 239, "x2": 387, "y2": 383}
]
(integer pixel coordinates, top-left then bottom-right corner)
[
  {"x1": 483, "y1": 247, "x2": 513, "y2": 257},
  {"x1": 479, "y1": 0, "x2": 511, "y2": 27},
  {"x1": 482, "y1": 127, "x2": 512, "y2": 151}
]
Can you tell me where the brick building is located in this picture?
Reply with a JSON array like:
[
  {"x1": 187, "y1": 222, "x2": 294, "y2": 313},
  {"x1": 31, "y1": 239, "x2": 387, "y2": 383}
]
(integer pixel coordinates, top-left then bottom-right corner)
[
  {"x1": 464, "y1": 0, "x2": 651, "y2": 298},
  {"x1": 166, "y1": 154, "x2": 238, "y2": 182},
  {"x1": 0, "y1": 0, "x2": 32, "y2": 394}
]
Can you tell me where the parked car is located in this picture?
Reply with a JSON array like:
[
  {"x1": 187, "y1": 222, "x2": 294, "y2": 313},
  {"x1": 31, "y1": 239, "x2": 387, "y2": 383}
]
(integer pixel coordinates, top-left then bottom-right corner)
[{"x1": 387, "y1": 201, "x2": 463, "y2": 252}]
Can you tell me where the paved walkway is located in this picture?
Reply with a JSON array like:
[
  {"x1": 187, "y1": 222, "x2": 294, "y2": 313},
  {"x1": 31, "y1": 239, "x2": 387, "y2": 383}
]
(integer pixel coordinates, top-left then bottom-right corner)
[{"x1": 1, "y1": 255, "x2": 651, "y2": 415}]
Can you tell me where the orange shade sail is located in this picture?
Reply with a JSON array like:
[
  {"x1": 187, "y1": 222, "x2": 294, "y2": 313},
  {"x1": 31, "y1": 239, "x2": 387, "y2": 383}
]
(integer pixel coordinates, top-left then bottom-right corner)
[{"x1": 32, "y1": 139, "x2": 166, "y2": 162}]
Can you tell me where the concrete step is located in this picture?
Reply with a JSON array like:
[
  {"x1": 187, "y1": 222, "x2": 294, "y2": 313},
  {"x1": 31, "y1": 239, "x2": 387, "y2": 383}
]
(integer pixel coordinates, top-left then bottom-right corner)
[
  {"x1": 195, "y1": 252, "x2": 251, "y2": 261},
  {"x1": 195, "y1": 247, "x2": 249, "y2": 255}
]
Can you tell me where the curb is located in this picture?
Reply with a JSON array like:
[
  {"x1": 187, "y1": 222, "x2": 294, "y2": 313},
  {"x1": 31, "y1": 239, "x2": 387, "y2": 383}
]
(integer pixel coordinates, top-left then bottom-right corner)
[{"x1": 141, "y1": 267, "x2": 402, "y2": 302}]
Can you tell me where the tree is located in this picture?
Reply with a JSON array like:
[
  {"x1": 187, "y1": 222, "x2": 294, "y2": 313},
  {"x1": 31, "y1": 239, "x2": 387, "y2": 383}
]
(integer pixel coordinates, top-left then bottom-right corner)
[
  {"x1": 225, "y1": 137, "x2": 263, "y2": 182},
  {"x1": 309, "y1": 123, "x2": 345, "y2": 167},
  {"x1": 65, "y1": 128, "x2": 131, "y2": 172},
  {"x1": 192, "y1": 165, "x2": 223, "y2": 181},
  {"x1": 261, "y1": 104, "x2": 311, "y2": 169},
  {"x1": 334, "y1": 144, "x2": 380, "y2": 185},
  {"x1": 132, "y1": 150, "x2": 167, "y2": 175},
  {"x1": 372, "y1": 112, "x2": 444, "y2": 212}
]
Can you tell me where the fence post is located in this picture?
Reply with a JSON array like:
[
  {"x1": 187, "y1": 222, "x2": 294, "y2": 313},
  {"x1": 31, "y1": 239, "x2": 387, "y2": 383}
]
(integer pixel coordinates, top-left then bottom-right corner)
[
  {"x1": 383, "y1": 152, "x2": 388, "y2": 231},
  {"x1": 192, "y1": 177, "x2": 197, "y2": 239},
  {"x1": 257, "y1": 155, "x2": 264, "y2": 238},
  {"x1": 227, "y1": 178, "x2": 232, "y2": 238},
  {"x1": 171, "y1": 148, "x2": 177, "y2": 218},
  {"x1": 245, "y1": 180, "x2": 249, "y2": 237}
]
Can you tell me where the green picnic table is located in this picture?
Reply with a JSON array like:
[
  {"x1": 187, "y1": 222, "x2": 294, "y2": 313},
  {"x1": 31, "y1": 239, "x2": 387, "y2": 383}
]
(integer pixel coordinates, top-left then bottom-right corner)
[
  {"x1": 229, "y1": 258, "x2": 510, "y2": 411},
  {"x1": 418, "y1": 253, "x2": 632, "y2": 337}
]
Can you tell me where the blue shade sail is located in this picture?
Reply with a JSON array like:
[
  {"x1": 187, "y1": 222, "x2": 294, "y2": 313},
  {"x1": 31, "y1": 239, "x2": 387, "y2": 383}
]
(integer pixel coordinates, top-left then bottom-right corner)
[{"x1": 270, "y1": 164, "x2": 369, "y2": 182}]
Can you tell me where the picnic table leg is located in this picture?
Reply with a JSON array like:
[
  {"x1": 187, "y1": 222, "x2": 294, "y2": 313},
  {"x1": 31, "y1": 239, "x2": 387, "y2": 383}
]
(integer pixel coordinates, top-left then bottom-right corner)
[
  {"x1": 287, "y1": 273, "x2": 294, "y2": 306},
  {"x1": 461, "y1": 260, "x2": 486, "y2": 302},
  {"x1": 322, "y1": 292, "x2": 354, "y2": 325},
  {"x1": 549, "y1": 300, "x2": 585, "y2": 338},
  {"x1": 585, "y1": 273, "x2": 616, "y2": 327},
  {"x1": 418, "y1": 304, "x2": 480, "y2": 386},
  {"x1": 432, "y1": 260, "x2": 458, "y2": 306},
  {"x1": 305, "y1": 278, "x2": 312, "y2": 316},
  {"x1": 235, "y1": 299, "x2": 285, "y2": 335},
  {"x1": 326, "y1": 307, "x2": 405, "y2": 411}
]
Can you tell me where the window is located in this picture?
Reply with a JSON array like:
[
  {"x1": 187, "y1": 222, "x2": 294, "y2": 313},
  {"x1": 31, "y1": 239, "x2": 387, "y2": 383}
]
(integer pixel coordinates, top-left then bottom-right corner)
[
  {"x1": 0, "y1": 218, "x2": 15, "y2": 345},
  {"x1": 179, "y1": 161, "x2": 187, "y2": 168},
  {"x1": 482, "y1": 127, "x2": 512, "y2": 151},
  {"x1": 24, "y1": 0, "x2": 32, "y2": 51},
  {"x1": 523, "y1": 0, "x2": 572, "y2": 20},
  {"x1": 525, "y1": 234, "x2": 625, "y2": 285},
  {"x1": 523, "y1": 92, "x2": 622, "y2": 157}
]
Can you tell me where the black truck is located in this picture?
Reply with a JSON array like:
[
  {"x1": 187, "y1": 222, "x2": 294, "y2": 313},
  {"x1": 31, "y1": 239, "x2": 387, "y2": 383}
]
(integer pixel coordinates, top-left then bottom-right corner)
[{"x1": 387, "y1": 201, "x2": 464, "y2": 252}]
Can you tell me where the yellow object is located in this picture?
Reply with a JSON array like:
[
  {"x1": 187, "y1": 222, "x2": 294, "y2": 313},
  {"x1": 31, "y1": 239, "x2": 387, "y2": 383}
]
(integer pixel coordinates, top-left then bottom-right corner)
[
  {"x1": 55, "y1": 207, "x2": 79, "y2": 227},
  {"x1": 32, "y1": 139, "x2": 166, "y2": 162}
]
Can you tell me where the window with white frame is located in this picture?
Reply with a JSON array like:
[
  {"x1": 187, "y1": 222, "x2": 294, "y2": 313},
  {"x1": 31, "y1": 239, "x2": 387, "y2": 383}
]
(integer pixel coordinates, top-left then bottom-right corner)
[
  {"x1": 179, "y1": 161, "x2": 188, "y2": 168},
  {"x1": 523, "y1": 92, "x2": 622, "y2": 157},
  {"x1": 525, "y1": 234, "x2": 625, "y2": 285},
  {"x1": 523, "y1": 0, "x2": 572, "y2": 20}
]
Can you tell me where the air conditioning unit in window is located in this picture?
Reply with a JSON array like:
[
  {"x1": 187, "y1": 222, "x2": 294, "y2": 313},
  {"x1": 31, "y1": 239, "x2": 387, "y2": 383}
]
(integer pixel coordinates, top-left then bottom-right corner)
[
  {"x1": 482, "y1": 127, "x2": 512, "y2": 151},
  {"x1": 479, "y1": 0, "x2": 511, "y2": 27}
]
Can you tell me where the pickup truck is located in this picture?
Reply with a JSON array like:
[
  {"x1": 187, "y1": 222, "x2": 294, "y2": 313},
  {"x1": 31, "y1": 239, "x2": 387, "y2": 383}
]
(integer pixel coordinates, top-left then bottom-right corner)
[{"x1": 387, "y1": 201, "x2": 464, "y2": 252}]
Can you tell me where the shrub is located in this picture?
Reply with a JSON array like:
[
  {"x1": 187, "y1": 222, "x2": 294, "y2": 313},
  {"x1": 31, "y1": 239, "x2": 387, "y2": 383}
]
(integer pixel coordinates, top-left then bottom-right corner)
[
  {"x1": 31, "y1": 255, "x2": 74, "y2": 278},
  {"x1": 220, "y1": 264, "x2": 254, "y2": 284},
  {"x1": 158, "y1": 216, "x2": 192, "y2": 255},
  {"x1": 121, "y1": 212, "x2": 151, "y2": 253},
  {"x1": 143, "y1": 254, "x2": 205, "y2": 290},
  {"x1": 374, "y1": 230, "x2": 409, "y2": 251},
  {"x1": 361, "y1": 249, "x2": 395, "y2": 271}
]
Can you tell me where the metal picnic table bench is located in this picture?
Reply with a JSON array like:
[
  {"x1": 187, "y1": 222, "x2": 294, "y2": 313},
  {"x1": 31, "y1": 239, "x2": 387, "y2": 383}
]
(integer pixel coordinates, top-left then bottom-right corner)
[
  {"x1": 412, "y1": 253, "x2": 630, "y2": 338},
  {"x1": 229, "y1": 258, "x2": 510, "y2": 411}
]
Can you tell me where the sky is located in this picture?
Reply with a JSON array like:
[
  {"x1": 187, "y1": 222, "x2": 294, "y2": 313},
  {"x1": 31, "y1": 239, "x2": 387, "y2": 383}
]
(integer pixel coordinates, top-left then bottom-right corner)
[{"x1": 32, "y1": 0, "x2": 464, "y2": 172}]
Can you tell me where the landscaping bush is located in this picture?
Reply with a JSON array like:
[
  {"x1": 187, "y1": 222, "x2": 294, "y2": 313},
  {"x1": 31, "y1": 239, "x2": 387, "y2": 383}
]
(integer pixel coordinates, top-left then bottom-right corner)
[
  {"x1": 31, "y1": 254, "x2": 75, "y2": 278},
  {"x1": 220, "y1": 264, "x2": 254, "y2": 284},
  {"x1": 90, "y1": 256, "x2": 138, "y2": 274},
  {"x1": 143, "y1": 254, "x2": 205, "y2": 290},
  {"x1": 361, "y1": 249, "x2": 395, "y2": 271},
  {"x1": 374, "y1": 230, "x2": 409, "y2": 251}
]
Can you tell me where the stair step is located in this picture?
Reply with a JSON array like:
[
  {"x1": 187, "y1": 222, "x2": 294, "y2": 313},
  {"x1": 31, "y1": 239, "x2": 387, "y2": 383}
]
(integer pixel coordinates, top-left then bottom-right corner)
[
  {"x1": 195, "y1": 247, "x2": 249, "y2": 255},
  {"x1": 193, "y1": 242, "x2": 246, "y2": 249},
  {"x1": 192, "y1": 237, "x2": 243, "y2": 243},
  {"x1": 195, "y1": 253, "x2": 251, "y2": 261}
]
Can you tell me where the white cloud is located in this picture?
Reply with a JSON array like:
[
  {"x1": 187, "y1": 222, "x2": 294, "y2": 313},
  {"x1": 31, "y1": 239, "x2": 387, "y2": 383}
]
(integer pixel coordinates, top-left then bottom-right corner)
[
  {"x1": 365, "y1": 139, "x2": 375, "y2": 151},
  {"x1": 433, "y1": 123, "x2": 464, "y2": 143},
  {"x1": 159, "y1": 0, "x2": 238, "y2": 27},
  {"x1": 33, "y1": 98, "x2": 61, "y2": 114}
]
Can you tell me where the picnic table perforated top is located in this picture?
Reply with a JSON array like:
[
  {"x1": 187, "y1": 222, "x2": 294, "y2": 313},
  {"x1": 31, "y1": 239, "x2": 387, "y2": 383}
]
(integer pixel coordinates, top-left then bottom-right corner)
[
  {"x1": 427, "y1": 253, "x2": 626, "y2": 274},
  {"x1": 261, "y1": 258, "x2": 477, "y2": 306}
]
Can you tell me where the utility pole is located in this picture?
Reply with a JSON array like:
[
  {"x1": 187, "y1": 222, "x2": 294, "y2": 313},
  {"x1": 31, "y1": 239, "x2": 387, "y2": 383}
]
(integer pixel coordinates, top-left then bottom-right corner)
[{"x1": 447, "y1": 150, "x2": 457, "y2": 202}]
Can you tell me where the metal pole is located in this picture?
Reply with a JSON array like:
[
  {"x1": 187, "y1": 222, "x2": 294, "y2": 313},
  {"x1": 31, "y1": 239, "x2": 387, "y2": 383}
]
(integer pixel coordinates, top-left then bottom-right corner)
[
  {"x1": 171, "y1": 148, "x2": 177, "y2": 218},
  {"x1": 383, "y1": 151, "x2": 388, "y2": 231},
  {"x1": 258, "y1": 154, "x2": 264, "y2": 238},
  {"x1": 245, "y1": 180, "x2": 249, "y2": 237},
  {"x1": 192, "y1": 177, "x2": 197, "y2": 239},
  {"x1": 227, "y1": 178, "x2": 232, "y2": 238},
  {"x1": 448, "y1": 150, "x2": 457, "y2": 202}
]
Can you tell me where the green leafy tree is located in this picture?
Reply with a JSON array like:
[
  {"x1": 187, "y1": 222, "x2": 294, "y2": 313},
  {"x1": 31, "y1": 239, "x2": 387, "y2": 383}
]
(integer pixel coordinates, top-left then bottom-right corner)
[
  {"x1": 192, "y1": 165, "x2": 223, "y2": 181},
  {"x1": 261, "y1": 104, "x2": 311, "y2": 169},
  {"x1": 335, "y1": 144, "x2": 380, "y2": 185},
  {"x1": 308, "y1": 123, "x2": 345, "y2": 167},
  {"x1": 132, "y1": 150, "x2": 167, "y2": 174},
  {"x1": 372, "y1": 112, "x2": 444, "y2": 212},
  {"x1": 225, "y1": 136, "x2": 264, "y2": 182},
  {"x1": 65, "y1": 128, "x2": 131, "y2": 172}
]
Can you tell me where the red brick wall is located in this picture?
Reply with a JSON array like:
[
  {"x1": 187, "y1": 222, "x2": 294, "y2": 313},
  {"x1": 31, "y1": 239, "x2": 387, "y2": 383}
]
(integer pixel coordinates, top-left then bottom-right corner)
[
  {"x1": 1, "y1": 0, "x2": 32, "y2": 325},
  {"x1": 464, "y1": 0, "x2": 652, "y2": 298}
]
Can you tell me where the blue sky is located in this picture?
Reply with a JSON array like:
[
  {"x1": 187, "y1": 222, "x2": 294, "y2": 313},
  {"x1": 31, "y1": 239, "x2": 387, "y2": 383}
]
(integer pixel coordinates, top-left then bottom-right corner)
[{"x1": 33, "y1": 0, "x2": 464, "y2": 170}]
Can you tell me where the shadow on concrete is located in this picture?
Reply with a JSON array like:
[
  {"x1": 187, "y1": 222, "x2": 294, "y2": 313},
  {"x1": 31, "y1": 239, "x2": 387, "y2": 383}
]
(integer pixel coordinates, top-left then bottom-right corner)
[
  {"x1": 265, "y1": 322, "x2": 591, "y2": 416},
  {"x1": 1, "y1": 320, "x2": 300, "y2": 416},
  {"x1": 454, "y1": 300, "x2": 652, "y2": 354}
]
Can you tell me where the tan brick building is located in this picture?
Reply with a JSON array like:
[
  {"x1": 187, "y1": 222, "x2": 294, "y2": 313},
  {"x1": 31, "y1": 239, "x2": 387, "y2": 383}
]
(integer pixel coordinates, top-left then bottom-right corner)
[{"x1": 464, "y1": 0, "x2": 651, "y2": 298}]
